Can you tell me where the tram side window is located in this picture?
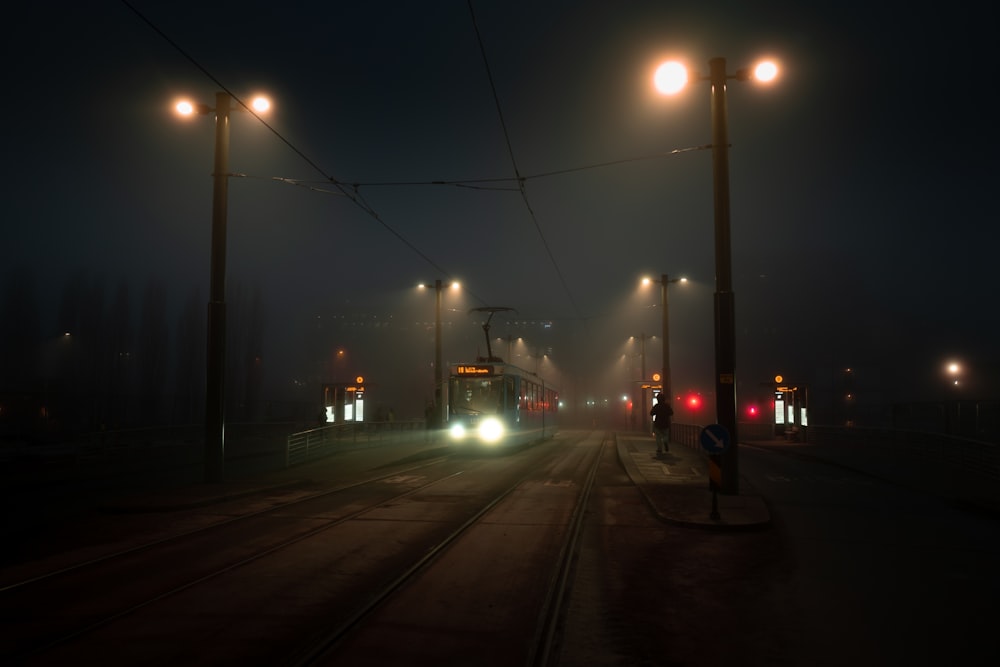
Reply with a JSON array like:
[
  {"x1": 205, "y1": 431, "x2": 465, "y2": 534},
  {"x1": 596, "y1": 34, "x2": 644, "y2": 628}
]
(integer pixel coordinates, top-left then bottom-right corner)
[
  {"x1": 545, "y1": 388, "x2": 557, "y2": 412},
  {"x1": 504, "y1": 376, "x2": 516, "y2": 411}
]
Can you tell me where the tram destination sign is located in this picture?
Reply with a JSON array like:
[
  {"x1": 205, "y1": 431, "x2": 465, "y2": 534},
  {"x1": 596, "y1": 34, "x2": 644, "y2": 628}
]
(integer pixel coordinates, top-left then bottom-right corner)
[{"x1": 455, "y1": 364, "x2": 496, "y2": 376}]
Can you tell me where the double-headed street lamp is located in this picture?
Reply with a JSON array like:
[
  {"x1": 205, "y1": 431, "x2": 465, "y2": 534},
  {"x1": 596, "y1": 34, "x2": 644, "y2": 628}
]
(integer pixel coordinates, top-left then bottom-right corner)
[
  {"x1": 176, "y1": 92, "x2": 271, "y2": 483},
  {"x1": 628, "y1": 333, "x2": 653, "y2": 431},
  {"x1": 642, "y1": 274, "x2": 687, "y2": 405},
  {"x1": 418, "y1": 280, "x2": 460, "y2": 430},
  {"x1": 654, "y1": 56, "x2": 778, "y2": 494}
]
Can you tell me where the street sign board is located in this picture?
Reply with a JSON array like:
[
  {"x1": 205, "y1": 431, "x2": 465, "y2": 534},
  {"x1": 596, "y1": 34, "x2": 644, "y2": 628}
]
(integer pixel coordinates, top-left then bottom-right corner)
[
  {"x1": 708, "y1": 456, "x2": 722, "y2": 486},
  {"x1": 700, "y1": 423, "x2": 730, "y2": 454}
]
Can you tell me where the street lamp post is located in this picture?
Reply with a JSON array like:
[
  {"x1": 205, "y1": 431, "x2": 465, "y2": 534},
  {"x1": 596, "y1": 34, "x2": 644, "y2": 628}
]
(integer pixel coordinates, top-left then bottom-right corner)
[
  {"x1": 631, "y1": 333, "x2": 651, "y2": 431},
  {"x1": 652, "y1": 274, "x2": 687, "y2": 404},
  {"x1": 434, "y1": 279, "x2": 443, "y2": 429},
  {"x1": 177, "y1": 91, "x2": 270, "y2": 483},
  {"x1": 709, "y1": 57, "x2": 740, "y2": 495},
  {"x1": 205, "y1": 91, "x2": 230, "y2": 483},
  {"x1": 419, "y1": 280, "x2": 459, "y2": 430},
  {"x1": 654, "y1": 55, "x2": 777, "y2": 494}
]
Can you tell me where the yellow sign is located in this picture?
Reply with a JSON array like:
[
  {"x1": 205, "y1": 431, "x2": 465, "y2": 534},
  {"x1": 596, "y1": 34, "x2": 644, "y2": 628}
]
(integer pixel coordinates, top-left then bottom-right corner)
[
  {"x1": 456, "y1": 365, "x2": 494, "y2": 375},
  {"x1": 708, "y1": 458, "x2": 722, "y2": 486},
  {"x1": 720, "y1": 373, "x2": 734, "y2": 384}
]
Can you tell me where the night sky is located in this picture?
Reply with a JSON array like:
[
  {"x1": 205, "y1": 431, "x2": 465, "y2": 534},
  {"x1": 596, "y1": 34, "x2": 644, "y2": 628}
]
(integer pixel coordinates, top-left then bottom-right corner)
[{"x1": 3, "y1": 1, "x2": 996, "y2": 425}]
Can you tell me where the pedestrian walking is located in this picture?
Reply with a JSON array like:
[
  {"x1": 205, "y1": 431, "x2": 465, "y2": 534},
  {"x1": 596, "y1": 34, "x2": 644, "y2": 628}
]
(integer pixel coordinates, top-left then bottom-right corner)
[{"x1": 650, "y1": 394, "x2": 673, "y2": 454}]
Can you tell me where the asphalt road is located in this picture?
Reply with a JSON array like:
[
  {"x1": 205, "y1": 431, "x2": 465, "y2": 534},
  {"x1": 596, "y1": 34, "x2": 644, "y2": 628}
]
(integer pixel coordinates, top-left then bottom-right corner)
[
  {"x1": 4, "y1": 433, "x2": 997, "y2": 666},
  {"x1": 736, "y1": 443, "x2": 998, "y2": 666},
  {"x1": 557, "y1": 439, "x2": 999, "y2": 666}
]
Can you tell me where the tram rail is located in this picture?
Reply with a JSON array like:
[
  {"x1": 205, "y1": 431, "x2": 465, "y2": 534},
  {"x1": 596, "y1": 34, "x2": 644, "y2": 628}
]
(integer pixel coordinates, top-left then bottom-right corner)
[{"x1": 1, "y1": 432, "x2": 606, "y2": 666}]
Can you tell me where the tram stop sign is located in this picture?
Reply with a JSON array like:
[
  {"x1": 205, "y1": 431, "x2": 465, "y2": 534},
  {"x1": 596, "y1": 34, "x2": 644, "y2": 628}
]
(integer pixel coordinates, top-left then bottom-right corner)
[{"x1": 699, "y1": 423, "x2": 730, "y2": 455}]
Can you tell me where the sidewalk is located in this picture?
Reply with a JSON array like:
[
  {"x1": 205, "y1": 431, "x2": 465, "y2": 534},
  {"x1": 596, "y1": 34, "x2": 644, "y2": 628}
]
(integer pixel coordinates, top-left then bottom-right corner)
[{"x1": 615, "y1": 432, "x2": 771, "y2": 530}]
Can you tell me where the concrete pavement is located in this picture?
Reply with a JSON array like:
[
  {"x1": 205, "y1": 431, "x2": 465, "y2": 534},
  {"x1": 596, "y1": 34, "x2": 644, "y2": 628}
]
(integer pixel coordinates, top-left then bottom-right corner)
[{"x1": 615, "y1": 432, "x2": 771, "y2": 530}]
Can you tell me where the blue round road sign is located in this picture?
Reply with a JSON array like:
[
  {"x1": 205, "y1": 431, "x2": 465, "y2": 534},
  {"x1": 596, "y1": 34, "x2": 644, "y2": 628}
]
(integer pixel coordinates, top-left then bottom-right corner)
[{"x1": 700, "y1": 423, "x2": 730, "y2": 454}]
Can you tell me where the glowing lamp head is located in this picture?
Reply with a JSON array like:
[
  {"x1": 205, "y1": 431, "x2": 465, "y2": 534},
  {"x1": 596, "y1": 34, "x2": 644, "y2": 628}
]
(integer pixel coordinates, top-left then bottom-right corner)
[
  {"x1": 250, "y1": 96, "x2": 270, "y2": 113},
  {"x1": 478, "y1": 417, "x2": 505, "y2": 443},
  {"x1": 753, "y1": 60, "x2": 779, "y2": 83},
  {"x1": 654, "y1": 61, "x2": 688, "y2": 95}
]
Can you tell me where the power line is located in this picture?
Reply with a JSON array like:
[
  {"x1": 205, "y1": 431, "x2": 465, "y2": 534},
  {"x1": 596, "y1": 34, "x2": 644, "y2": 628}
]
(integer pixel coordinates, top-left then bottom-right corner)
[
  {"x1": 120, "y1": 0, "x2": 482, "y2": 306},
  {"x1": 123, "y1": 0, "x2": 687, "y2": 321},
  {"x1": 467, "y1": 0, "x2": 584, "y2": 321},
  {"x1": 275, "y1": 145, "x2": 710, "y2": 189}
]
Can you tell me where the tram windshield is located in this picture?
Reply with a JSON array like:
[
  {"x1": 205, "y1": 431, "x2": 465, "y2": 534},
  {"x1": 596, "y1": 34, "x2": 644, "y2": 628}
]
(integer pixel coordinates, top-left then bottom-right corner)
[{"x1": 449, "y1": 376, "x2": 504, "y2": 415}]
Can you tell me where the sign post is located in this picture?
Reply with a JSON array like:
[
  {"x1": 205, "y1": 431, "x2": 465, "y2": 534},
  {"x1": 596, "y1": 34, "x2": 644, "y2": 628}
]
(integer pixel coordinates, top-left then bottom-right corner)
[{"x1": 700, "y1": 424, "x2": 731, "y2": 520}]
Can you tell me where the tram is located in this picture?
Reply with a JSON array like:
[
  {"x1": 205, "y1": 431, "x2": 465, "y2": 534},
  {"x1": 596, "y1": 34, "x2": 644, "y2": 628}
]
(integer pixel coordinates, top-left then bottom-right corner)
[
  {"x1": 447, "y1": 361, "x2": 558, "y2": 447},
  {"x1": 445, "y1": 308, "x2": 558, "y2": 448}
]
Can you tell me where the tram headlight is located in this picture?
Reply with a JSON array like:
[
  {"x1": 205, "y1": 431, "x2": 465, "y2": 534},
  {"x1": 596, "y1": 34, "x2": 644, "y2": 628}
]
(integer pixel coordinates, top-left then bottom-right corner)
[
  {"x1": 449, "y1": 423, "x2": 467, "y2": 440},
  {"x1": 478, "y1": 417, "x2": 504, "y2": 443}
]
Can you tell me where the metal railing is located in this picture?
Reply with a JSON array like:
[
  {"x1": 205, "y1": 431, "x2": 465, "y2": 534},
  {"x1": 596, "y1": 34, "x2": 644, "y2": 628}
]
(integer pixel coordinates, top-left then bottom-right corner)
[
  {"x1": 666, "y1": 421, "x2": 1000, "y2": 486},
  {"x1": 285, "y1": 419, "x2": 426, "y2": 467},
  {"x1": 809, "y1": 424, "x2": 1000, "y2": 481}
]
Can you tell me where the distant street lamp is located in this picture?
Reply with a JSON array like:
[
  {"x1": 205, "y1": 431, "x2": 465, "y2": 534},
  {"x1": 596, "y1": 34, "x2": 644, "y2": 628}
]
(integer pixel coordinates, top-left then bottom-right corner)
[
  {"x1": 629, "y1": 333, "x2": 653, "y2": 431},
  {"x1": 418, "y1": 280, "x2": 460, "y2": 429},
  {"x1": 946, "y1": 361, "x2": 962, "y2": 387},
  {"x1": 654, "y1": 56, "x2": 778, "y2": 494},
  {"x1": 642, "y1": 274, "x2": 687, "y2": 404},
  {"x1": 496, "y1": 334, "x2": 520, "y2": 364},
  {"x1": 176, "y1": 91, "x2": 271, "y2": 482}
]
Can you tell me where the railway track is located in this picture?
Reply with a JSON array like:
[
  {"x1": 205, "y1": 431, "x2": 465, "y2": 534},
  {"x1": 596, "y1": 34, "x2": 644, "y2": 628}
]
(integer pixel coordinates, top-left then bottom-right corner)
[
  {"x1": 294, "y1": 433, "x2": 606, "y2": 666},
  {"x1": 1, "y1": 431, "x2": 607, "y2": 666}
]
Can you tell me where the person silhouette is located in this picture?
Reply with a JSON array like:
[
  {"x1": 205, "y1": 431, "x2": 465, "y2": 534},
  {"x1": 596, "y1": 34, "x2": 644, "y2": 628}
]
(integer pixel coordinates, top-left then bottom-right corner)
[{"x1": 649, "y1": 394, "x2": 674, "y2": 454}]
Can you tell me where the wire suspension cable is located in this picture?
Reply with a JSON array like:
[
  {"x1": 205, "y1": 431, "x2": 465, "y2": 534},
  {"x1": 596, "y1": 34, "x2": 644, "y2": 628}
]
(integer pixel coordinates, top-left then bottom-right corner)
[
  {"x1": 288, "y1": 145, "x2": 710, "y2": 189},
  {"x1": 467, "y1": 0, "x2": 584, "y2": 321},
  {"x1": 119, "y1": 0, "x2": 482, "y2": 304}
]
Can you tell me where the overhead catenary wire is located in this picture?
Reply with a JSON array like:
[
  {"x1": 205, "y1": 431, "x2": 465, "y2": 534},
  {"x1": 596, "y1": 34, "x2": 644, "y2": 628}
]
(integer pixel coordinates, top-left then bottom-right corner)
[
  {"x1": 119, "y1": 0, "x2": 483, "y2": 305},
  {"x1": 267, "y1": 145, "x2": 710, "y2": 190},
  {"x1": 121, "y1": 0, "x2": 699, "y2": 322},
  {"x1": 467, "y1": 0, "x2": 585, "y2": 322}
]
